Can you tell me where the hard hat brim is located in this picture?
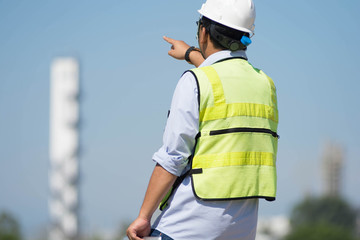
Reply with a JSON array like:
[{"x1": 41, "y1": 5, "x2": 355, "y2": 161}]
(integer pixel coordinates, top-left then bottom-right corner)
[{"x1": 198, "y1": 10, "x2": 254, "y2": 35}]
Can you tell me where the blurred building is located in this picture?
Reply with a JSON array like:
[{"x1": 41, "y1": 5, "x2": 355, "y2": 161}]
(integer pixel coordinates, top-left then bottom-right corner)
[
  {"x1": 321, "y1": 142, "x2": 344, "y2": 197},
  {"x1": 49, "y1": 58, "x2": 81, "y2": 240},
  {"x1": 256, "y1": 215, "x2": 290, "y2": 240}
]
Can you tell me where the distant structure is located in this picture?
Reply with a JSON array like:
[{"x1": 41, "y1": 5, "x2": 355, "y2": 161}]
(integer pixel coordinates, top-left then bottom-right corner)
[
  {"x1": 49, "y1": 58, "x2": 80, "y2": 240},
  {"x1": 321, "y1": 142, "x2": 344, "y2": 197},
  {"x1": 256, "y1": 215, "x2": 290, "y2": 240}
]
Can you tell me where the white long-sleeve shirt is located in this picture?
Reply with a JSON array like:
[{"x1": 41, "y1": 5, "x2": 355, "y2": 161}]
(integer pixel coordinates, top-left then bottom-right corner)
[{"x1": 152, "y1": 50, "x2": 259, "y2": 240}]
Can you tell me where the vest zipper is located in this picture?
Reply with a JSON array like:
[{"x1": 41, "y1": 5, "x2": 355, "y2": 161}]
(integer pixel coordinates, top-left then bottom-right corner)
[{"x1": 209, "y1": 127, "x2": 279, "y2": 139}]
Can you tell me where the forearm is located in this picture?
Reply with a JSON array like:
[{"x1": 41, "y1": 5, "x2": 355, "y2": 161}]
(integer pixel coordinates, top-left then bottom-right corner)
[
  {"x1": 188, "y1": 49, "x2": 204, "y2": 68},
  {"x1": 138, "y1": 164, "x2": 177, "y2": 221}
]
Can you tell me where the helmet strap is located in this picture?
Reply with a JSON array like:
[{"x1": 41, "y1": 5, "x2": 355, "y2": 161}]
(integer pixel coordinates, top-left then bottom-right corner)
[{"x1": 209, "y1": 24, "x2": 248, "y2": 51}]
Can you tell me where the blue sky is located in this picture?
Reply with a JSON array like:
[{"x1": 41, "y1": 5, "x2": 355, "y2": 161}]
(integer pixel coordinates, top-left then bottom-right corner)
[{"x1": 1, "y1": 0, "x2": 360, "y2": 238}]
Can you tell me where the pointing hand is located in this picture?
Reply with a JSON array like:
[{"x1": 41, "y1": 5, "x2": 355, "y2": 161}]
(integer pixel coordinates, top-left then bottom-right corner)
[{"x1": 163, "y1": 36, "x2": 191, "y2": 60}]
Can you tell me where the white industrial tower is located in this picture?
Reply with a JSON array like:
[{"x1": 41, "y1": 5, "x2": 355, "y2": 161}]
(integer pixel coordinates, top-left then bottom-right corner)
[{"x1": 49, "y1": 58, "x2": 80, "y2": 240}]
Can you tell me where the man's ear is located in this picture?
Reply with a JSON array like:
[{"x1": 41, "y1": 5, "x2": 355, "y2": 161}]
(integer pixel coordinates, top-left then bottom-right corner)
[{"x1": 198, "y1": 27, "x2": 208, "y2": 45}]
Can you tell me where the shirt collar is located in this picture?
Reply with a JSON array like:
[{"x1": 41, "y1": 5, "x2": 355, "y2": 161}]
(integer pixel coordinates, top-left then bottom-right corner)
[{"x1": 199, "y1": 50, "x2": 248, "y2": 68}]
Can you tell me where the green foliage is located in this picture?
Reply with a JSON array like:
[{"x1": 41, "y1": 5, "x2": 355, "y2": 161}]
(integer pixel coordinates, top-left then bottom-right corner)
[
  {"x1": 290, "y1": 196, "x2": 356, "y2": 230},
  {"x1": 285, "y1": 222, "x2": 356, "y2": 240},
  {"x1": 285, "y1": 196, "x2": 358, "y2": 240},
  {"x1": 0, "y1": 211, "x2": 22, "y2": 240}
]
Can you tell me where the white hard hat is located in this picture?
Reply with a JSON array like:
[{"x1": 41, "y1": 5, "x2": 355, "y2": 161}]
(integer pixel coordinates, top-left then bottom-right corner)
[{"x1": 198, "y1": 0, "x2": 256, "y2": 35}]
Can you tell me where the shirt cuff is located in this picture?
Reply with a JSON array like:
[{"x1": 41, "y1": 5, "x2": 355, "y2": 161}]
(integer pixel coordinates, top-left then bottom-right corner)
[{"x1": 152, "y1": 146, "x2": 189, "y2": 177}]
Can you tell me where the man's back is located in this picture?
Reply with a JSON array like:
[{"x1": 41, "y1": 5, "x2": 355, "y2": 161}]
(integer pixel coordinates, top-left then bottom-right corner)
[
  {"x1": 126, "y1": 1, "x2": 279, "y2": 239},
  {"x1": 152, "y1": 50, "x2": 269, "y2": 240}
]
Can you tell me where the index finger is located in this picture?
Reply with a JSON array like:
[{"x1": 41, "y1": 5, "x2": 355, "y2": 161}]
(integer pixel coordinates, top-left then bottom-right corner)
[{"x1": 163, "y1": 36, "x2": 175, "y2": 44}]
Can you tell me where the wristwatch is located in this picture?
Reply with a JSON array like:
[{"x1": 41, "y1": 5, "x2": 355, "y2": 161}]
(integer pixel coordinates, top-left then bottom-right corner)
[{"x1": 185, "y1": 46, "x2": 200, "y2": 64}]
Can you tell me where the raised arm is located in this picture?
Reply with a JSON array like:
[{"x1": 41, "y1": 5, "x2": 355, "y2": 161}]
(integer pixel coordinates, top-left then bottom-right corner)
[{"x1": 163, "y1": 36, "x2": 205, "y2": 68}]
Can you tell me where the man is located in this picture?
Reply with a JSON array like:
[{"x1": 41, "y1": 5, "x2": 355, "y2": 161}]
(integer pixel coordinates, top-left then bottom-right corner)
[{"x1": 127, "y1": 0, "x2": 279, "y2": 239}]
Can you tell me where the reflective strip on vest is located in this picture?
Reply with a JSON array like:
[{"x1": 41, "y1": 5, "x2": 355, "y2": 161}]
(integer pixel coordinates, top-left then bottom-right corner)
[
  {"x1": 199, "y1": 65, "x2": 279, "y2": 123},
  {"x1": 190, "y1": 58, "x2": 278, "y2": 201},
  {"x1": 192, "y1": 152, "x2": 276, "y2": 168}
]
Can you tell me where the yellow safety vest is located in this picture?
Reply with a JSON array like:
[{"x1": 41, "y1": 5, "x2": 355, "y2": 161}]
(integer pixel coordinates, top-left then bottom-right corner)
[
  {"x1": 189, "y1": 57, "x2": 279, "y2": 201},
  {"x1": 159, "y1": 57, "x2": 279, "y2": 210}
]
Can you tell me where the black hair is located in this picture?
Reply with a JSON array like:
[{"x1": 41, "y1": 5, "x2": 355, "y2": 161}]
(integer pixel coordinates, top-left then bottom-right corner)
[{"x1": 200, "y1": 16, "x2": 250, "y2": 51}]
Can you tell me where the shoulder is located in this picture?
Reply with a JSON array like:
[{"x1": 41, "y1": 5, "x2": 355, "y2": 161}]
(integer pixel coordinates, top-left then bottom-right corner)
[
  {"x1": 175, "y1": 70, "x2": 199, "y2": 93},
  {"x1": 181, "y1": 70, "x2": 198, "y2": 82}
]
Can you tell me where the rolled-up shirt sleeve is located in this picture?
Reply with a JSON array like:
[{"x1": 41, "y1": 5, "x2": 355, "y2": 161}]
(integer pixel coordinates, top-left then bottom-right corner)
[{"x1": 152, "y1": 72, "x2": 199, "y2": 176}]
